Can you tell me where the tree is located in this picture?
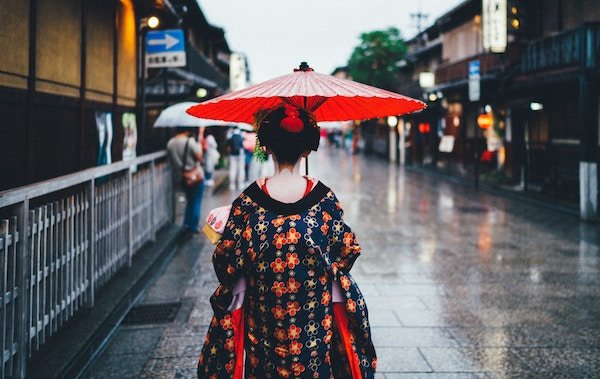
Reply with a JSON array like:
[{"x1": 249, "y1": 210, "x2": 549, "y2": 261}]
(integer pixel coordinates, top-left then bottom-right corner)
[{"x1": 347, "y1": 27, "x2": 407, "y2": 91}]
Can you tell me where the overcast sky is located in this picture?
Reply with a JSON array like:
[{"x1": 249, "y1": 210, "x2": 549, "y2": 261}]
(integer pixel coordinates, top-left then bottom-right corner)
[{"x1": 199, "y1": 0, "x2": 463, "y2": 83}]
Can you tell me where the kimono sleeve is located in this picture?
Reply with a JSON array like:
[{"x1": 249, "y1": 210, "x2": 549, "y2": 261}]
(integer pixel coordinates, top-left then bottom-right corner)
[
  {"x1": 328, "y1": 195, "x2": 361, "y2": 274},
  {"x1": 212, "y1": 198, "x2": 249, "y2": 286}
]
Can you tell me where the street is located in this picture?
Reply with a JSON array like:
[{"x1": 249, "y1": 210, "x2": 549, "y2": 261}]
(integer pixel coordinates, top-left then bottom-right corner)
[{"x1": 91, "y1": 146, "x2": 600, "y2": 378}]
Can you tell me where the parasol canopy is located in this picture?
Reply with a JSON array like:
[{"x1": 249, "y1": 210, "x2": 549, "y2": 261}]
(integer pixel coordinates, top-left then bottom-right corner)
[
  {"x1": 186, "y1": 62, "x2": 426, "y2": 123},
  {"x1": 153, "y1": 102, "x2": 229, "y2": 127}
]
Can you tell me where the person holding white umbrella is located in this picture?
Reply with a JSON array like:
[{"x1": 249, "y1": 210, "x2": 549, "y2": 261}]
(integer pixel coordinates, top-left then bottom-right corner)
[{"x1": 166, "y1": 127, "x2": 204, "y2": 234}]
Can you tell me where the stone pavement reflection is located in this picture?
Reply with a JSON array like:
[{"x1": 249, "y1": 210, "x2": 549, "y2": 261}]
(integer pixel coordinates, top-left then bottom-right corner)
[{"x1": 90, "y1": 146, "x2": 600, "y2": 378}]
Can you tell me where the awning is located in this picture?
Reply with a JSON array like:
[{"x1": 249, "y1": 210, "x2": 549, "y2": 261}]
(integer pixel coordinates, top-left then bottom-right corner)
[{"x1": 168, "y1": 68, "x2": 218, "y2": 88}]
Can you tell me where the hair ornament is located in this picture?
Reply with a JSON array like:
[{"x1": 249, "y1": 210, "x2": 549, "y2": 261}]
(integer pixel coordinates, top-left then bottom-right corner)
[{"x1": 279, "y1": 104, "x2": 304, "y2": 133}]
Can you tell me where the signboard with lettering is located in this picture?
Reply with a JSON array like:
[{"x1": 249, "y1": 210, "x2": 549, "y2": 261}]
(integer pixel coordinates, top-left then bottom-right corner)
[
  {"x1": 468, "y1": 60, "x2": 481, "y2": 102},
  {"x1": 439, "y1": 135, "x2": 455, "y2": 153},
  {"x1": 230, "y1": 53, "x2": 248, "y2": 92},
  {"x1": 483, "y1": 0, "x2": 507, "y2": 53},
  {"x1": 146, "y1": 29, "x2": 186, "y2": 68}
]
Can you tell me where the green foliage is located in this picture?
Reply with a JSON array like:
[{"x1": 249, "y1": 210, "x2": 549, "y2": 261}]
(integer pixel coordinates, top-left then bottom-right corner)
[{"x1": 347, "y1": 27, "x2": 407, "y2": 91}]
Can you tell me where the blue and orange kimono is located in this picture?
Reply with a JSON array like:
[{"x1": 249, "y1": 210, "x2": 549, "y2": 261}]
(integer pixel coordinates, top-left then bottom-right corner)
[{"x1": 198, "y1": 181, "x2": 376, "y2": 378}]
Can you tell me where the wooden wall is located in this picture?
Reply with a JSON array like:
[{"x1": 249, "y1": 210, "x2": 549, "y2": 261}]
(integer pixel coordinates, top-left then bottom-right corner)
[{"x1": 0, "y1": 0, "x2": 138, "y2": 191}]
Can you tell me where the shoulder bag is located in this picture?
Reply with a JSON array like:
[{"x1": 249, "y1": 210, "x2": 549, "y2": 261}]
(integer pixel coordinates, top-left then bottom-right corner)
[{"x1": 182, "y1": 137, "x2": 204, "y2": 187}]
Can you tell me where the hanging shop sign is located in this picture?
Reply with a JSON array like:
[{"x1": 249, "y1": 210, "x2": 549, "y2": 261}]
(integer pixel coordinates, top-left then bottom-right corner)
[
  {"x1": 419, "y1": 72, "x2": 435, "y2": 88},
  {"x1": 122, "y1": 112, "x2": 137, "y2": 161},
  {"x1": 439, "y1": 135, "x2": 455, "y2": 153},
  {"x1": 95, "y1": 111, "x2": 113, "y2": 166},
  {"x1": 487, "y1": 134, "x2": 503, "y2": 151},
  {"x1": 477, "y1": 113, "x2": 493, "y2": 129},
  {"x1": 230, "y1": 53, "x2": 248, "y2": 92},
  {"x1": 483, "y1": 0, "x2": 507, "y2": 53},
  {"x1": 418, "y1": 122, "x2": 431, "y2": 134}
]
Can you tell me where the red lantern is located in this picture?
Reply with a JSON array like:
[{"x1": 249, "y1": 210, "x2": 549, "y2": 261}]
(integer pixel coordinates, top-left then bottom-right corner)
[
  {"x1": 418, "y1": 122, "x2": 431, "y2": 134},
  {"x1": 477, "y1": 113, "x2": 493, "y2": 129}
]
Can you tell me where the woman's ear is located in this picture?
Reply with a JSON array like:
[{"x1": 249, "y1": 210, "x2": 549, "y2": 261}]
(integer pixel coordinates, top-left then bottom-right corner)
[{"x1": 301, "y1": 151, "x2": 310, "y2": 158}]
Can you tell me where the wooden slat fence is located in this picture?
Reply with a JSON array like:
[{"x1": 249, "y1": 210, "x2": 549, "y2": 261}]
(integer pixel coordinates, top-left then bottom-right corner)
[{"x1": 0, "y1": 151, "x2": 173, "y2": 378}]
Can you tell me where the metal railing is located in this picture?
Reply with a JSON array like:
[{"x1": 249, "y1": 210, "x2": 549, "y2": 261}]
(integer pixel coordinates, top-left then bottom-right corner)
[{"x1": 0, "y1": 151, "x2": 172, "y2": 378}]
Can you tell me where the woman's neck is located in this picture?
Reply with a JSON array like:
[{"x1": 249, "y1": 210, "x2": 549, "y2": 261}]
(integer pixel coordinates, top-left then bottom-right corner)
[
  {"x1": 264, "y1": 157, "x2": 308, "y2": 203},
  {"x1": 272, "y1": 159, "x2": 302, "y2": 178}
]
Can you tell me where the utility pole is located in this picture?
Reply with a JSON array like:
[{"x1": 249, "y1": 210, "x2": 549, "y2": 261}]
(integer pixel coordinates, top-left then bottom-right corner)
[{"x1": 410, "y1": 11, "x2": 429, "y2": 35}]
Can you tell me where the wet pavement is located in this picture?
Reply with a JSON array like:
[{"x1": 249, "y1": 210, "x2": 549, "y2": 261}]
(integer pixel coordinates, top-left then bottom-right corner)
[{"x1": 90, "y1": 146, "x2": 600, "y2": 378}]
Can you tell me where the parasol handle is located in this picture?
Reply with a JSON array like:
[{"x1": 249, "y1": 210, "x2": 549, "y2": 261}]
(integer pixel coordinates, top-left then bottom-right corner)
[{"x1": 305, "y1": 155, "x2": 309, "y2": 176}]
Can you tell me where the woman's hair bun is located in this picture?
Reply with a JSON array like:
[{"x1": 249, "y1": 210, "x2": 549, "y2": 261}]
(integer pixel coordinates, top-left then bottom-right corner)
[{"x1": 256, "y1": 105, "x2": 320, "y2": 164}]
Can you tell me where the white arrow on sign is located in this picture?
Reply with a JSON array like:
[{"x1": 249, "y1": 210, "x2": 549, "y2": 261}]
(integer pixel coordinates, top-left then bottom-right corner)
[{"x1": 148, "y1": 33, "x2": 179, "y2": 50}]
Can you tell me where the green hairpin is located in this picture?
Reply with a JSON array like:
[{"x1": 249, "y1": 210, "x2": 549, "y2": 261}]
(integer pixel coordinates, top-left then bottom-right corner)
[{"x1": 253, "y1": 139, "x2": 268, "y2": 162}]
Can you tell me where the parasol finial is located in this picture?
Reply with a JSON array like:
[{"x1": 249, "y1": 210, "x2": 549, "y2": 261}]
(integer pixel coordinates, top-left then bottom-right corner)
[{"x1": 294, "y1": 62, "x2": 313, "y2": 72}]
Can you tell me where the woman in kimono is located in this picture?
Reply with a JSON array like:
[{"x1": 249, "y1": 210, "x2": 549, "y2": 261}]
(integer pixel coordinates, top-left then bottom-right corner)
[{"x1": 198, "y1": 105, "x2": 376, "y2": 378}]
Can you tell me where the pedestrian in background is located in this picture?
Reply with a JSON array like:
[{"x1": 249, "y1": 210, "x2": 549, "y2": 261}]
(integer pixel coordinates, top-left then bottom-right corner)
[
  {"x1": 166, "y1": 127, "x2": 205, "y2": 234},
  {"x1": 226, "y1": 127, "x2": 246, "y2": 191},
  {"x1": 203, "y1": 131, "x2": 220, "y2": 187},
  {"x1": 198, "y1": 105, "x2": 376, "y2": 378}
]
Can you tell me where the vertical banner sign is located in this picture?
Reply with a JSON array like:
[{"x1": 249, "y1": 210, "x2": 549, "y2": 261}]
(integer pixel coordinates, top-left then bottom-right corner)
[
  {"x1": 122, "y1": 112, "x2": 137, "y2": 161},
  {"x1": 468, "y1": 60, "x2": 481, "y2": 102},
  {"x1": 146, "y1": 29, "x2": 186, "y2": 68},
  {"x1": 483, "y1": 0, "x2": 507, "y2": 53},
  {"x1": 96, "y1": 112, "x2": 113, "y2": 166},
  {"x1": 230, "y1": 53, "x2": 248, "y2": 92}
]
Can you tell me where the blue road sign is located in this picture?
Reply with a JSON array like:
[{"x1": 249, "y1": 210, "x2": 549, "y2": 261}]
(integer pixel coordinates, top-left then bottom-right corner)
[
  {"x1": 468, "y1": 60, "x2": 481, "y2": 77},
  {"x1": 468, "y1": 60, "x2": 481, "y2": 101},
  {"x1": 145, "y1": 29, "x2": 186, "y2": 68}
]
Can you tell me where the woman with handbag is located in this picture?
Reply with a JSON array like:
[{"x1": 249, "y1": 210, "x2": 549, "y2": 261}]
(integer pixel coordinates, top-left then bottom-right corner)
[
  {"x1": 167, "y1": 127, "x2": 205, "y2": 234},
  {"x1": 197, "y1": 105, "x2": 376, "y2": 378}
]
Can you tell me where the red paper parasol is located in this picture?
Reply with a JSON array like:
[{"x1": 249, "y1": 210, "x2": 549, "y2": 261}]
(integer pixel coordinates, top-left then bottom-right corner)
[{"x1": 187, "y1": 62, "x2": 425, "y2": 123}]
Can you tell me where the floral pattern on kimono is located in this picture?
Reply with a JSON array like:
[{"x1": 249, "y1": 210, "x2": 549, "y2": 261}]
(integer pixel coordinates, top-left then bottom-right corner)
[{"x1": 198, "y1": 181, "x2": 376, "y2": 378}]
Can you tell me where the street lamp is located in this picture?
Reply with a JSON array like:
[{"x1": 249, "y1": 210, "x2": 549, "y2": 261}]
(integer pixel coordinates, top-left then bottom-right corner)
[
  {"x1": 147, "y1": 16, "x2": 160, "y2": 29},
  {"x1": 387, "y1": 116, "x2": 398, "y2": 163},
  {"x1": 138, "y1": 16, "x2": 160, "y2": 153}
]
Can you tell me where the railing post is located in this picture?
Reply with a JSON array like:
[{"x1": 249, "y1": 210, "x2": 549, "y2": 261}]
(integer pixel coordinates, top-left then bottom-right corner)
[
  {"x1": 170, "y1": 166, "x2": 176, "y2": 224},
  {"x1": 127, "y1": 168, "x2": 133, "y2": 268},
  {"x1": 15, "y1": 199, "x2": 29, "y2": 379},
  {"x1": 150, "y1": 160, "x2": 156, "y2": 242},
  {"x1": 85, "y1": 179, "x2": 95, "y2": 307}
]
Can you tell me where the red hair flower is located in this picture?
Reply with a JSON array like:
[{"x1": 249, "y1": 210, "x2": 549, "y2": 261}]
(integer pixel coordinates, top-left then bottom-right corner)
[{"x1": 279, "y1": 104, "x2": 304, "y2": 133}]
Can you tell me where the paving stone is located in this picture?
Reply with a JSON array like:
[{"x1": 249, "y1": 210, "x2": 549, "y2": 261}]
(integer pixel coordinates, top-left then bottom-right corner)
[
  {"x1": 419, "y1": 347, "x2": 532, "y2": 375},
  {"x1": 100, "y1": 326, "x2": 164, "y2": 355},
  {"x1": 384, "y1": 373, "x2": 489, "y2": 378},
  {"x1": 369, "y1": 309, "x2": 403, "y2": 327},
  {"x1": 375, "y1": 347, "x2": 432, "y2": 372},
  {"x1": 89, "y1": 353, "x2": 149, "y2": 379},
  {"x1": 371, "y1": 327, "x2": 459, "y2": 347},
  {"x1": 366, "y1": 296, "x2": 429, "y2": 311},
  {"x1": 376, "y1": 284, "x2": 446, "y2": 297}
]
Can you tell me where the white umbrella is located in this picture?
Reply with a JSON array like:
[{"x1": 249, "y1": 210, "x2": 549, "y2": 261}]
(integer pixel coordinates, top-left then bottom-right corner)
[
  {"x1": 318, "y1": 121, "x2": 344, "y2": 130},
  {"x1": 236, "y1": 123, "x2": 254, "y2": 132},
  {"x1": 154, "y1": 102, "x2": 228, "y2": 127}
]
